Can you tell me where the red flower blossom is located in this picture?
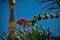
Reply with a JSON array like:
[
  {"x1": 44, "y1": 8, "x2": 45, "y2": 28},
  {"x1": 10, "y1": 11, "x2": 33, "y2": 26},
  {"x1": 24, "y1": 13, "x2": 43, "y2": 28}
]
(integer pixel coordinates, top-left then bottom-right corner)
[{"x1": 17, "y1": 19, "x2": 30, "y2": 25}]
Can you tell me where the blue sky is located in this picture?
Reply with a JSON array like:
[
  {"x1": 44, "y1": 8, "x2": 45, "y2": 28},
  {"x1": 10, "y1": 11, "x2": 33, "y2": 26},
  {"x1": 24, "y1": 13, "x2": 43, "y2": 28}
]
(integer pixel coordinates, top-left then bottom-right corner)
[{"x1": 0, "y1": 0, "x2": 60, "y2": 37}]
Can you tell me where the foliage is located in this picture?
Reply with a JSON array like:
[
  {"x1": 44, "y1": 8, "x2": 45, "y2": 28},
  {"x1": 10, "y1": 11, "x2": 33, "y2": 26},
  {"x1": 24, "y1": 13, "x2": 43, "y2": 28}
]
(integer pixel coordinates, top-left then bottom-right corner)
[
  {"x1": 0, "y1": 13, "x2": 59, "y2": 40},
  {"x1": 36, "y1": 0, "x2": 60, "y2": 12},
  {"x1": 0, "y1": 26, "x2": 53, "y2": 40},
  {"x1": 17, "y1": 14, "x2": 59, "y2": 27}
]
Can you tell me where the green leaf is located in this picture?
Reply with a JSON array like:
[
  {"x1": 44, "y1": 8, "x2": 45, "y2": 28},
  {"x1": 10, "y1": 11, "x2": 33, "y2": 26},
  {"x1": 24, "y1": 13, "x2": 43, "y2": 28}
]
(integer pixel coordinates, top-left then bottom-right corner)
[
  {"x1": 42, "y1": 14, "x2": 49, "y2": 20},
  {"x1": 38, "y1": 14, "x2": 42, "y2": 20}
]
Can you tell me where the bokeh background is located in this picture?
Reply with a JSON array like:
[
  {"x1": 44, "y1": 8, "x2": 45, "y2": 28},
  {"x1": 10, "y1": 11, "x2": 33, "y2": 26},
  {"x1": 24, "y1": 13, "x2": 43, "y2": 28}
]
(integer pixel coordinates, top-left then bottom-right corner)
[{"x1": 0, "y1": 0, "x2": 60, "y2": 38}]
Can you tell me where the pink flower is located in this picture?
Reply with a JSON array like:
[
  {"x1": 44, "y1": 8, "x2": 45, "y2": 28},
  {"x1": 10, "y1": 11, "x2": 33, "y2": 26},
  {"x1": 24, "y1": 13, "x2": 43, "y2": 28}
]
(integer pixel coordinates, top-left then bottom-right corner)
[{"x1": 17, "y1": 19, "x2": 30, "y2": 25}]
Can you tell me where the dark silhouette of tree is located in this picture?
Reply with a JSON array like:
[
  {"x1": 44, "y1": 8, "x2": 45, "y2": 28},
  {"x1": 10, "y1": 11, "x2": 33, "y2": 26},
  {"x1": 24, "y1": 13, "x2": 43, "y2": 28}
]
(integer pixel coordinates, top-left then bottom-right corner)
[{"x1": 36, "y1": 0, "x2": 60, "y2": 12}]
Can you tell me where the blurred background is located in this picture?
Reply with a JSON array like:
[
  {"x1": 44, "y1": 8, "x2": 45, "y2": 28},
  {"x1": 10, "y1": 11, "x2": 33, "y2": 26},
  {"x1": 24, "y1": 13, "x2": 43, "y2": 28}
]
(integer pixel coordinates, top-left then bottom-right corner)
[{"x1": 0, "y1": 0, "x2": 60, "y2": 38}]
